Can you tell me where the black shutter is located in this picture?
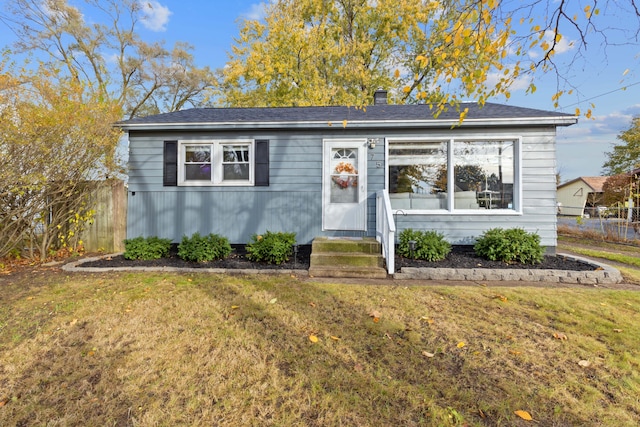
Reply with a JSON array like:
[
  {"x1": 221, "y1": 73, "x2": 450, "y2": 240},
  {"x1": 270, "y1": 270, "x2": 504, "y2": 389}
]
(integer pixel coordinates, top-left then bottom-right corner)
[
  {"x1": 255, "y1": 139, "x2": 269, "y2": 186},
  {"x1": 163, "y1": 140, "x2": 178, "y2": 186}
]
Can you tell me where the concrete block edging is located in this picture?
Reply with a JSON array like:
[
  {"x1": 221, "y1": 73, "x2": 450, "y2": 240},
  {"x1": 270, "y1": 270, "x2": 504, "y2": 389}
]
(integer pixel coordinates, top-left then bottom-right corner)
[{"x1": 392, "y1": 253, "x2": 623, "y2": 284}]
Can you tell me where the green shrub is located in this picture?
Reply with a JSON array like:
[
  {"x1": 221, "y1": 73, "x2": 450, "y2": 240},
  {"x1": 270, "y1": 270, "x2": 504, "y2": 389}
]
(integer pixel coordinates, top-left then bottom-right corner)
[
  {"x1": 473, "y1": 228, "x2": 544, "y2": 264},
  {"x1": 397, "y1": 228, "x2": 451, "y2": 261},
  {"x1": 123, "y1": 236, "x2": 171, "y2": 260},
  {"x1": 246, "y1": 231, "x2": 296, "y2": 265},
  {"x1": 178, "y1": 232, "x2": 232, "y2": 262}
]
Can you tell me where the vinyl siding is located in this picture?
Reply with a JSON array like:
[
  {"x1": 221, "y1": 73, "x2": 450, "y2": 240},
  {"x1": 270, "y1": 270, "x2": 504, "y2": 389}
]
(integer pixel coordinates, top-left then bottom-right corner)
[
  {"x1": 386, "y1": 126, "x2": 559, "y2": 248},
  {"x1": 127, "y1": 129, "x2": 385, "y2": 243},
  {"x1": 126, "y1": 125, "x2": 559, "y2": 247}
]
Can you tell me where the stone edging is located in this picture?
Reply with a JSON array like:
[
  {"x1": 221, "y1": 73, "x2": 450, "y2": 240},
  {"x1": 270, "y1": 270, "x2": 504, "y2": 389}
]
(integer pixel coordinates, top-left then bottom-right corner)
[
  {"x1": 392, "y1": 253, "x2": 623, "y2": 284},
  {"x1": 61, "y1": 253, "x2": 309, "y2": 277},
  {"x1": 63, "y1": 252, "x2": 622, "y2": 284}
]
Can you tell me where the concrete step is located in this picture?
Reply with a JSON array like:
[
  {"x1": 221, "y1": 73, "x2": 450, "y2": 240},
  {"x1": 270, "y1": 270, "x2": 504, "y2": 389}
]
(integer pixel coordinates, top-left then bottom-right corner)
[
  {"x1": 312, "y1": 237, "x2": 381, "y2": 254},
  {"x1": 310, "y1": 252, "x2": 384, "y2": 268},
  {"x1": 308, "y1": 266, "x2": 388, "y2": 279},
  {"x1": 309, "y1": 237, "x2": 387, "y2": 278}
]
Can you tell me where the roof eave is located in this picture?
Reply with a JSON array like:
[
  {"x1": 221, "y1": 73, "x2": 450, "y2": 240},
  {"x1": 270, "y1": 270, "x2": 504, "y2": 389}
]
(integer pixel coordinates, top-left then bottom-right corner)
[{"x1": 117, "y1": 116, "x2": 578, "y2": 132}]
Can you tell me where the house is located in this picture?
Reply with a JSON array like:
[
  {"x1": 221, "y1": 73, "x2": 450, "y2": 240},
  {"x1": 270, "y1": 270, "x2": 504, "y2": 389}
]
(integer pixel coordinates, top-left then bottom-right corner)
[
  {"x1": 557, "y1": 176, "x2": 608, "y2": 217},
  {"x1": 117, "y1": 91, "x2": 576, "y2": 272}
]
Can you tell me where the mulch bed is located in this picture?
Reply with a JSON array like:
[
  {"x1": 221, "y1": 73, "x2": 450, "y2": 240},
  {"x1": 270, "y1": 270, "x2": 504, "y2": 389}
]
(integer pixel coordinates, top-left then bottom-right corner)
[
  {"x1": 396, "y1": 246, "x2": 595, "y2": 271},
  {"x1": 81, "y1": 244, "x2": 313, "y2": 270},
  {"x1": 80, "y1": 245, "x2": 596, "y2": 271}
]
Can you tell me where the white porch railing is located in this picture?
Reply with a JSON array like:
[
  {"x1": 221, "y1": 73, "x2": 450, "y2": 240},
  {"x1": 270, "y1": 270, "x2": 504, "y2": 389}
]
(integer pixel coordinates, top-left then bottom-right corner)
[{"x1": 376, "y1": 189, "x2": 396, "y2": 274}]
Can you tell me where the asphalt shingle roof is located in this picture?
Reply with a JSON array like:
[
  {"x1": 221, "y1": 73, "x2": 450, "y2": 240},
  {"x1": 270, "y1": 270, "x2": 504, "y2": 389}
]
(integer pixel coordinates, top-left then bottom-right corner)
[{"x1": 119, "y1": 102, "x2": 575, "y2": 128}]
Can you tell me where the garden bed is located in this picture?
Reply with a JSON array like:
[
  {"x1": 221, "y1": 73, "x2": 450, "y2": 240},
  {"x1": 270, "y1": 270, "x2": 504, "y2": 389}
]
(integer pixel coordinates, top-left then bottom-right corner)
[{"x1": 78, "y1": 245, "x2": 595, "y2": 271}]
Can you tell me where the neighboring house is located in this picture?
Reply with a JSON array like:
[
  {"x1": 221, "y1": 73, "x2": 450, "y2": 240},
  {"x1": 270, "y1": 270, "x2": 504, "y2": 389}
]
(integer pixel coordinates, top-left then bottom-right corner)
[
  {"x1": 117, "y1": 91, "x2": 576, "y2": 263},
  {"x1": 557, "y1": 176, "x2": 608, "y2": 217}
]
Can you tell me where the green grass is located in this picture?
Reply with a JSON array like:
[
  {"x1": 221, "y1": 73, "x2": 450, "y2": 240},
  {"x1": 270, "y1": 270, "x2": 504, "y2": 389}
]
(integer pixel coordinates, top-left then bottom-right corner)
[
  {"x1": 558, "y1": 234, "x2": 640, "y2": 284},
  {"x1": 1, "y1": 271, "x2": 639, "y2": 426},
  {"x1": 560, "y1": 246, "x2": 640, "y2": 267}
]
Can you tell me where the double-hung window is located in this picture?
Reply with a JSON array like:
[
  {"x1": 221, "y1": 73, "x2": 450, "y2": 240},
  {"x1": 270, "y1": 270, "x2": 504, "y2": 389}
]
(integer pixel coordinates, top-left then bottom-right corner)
[
  {"x1": 179, "y1": 140, "x2": 254, "y2": 186},
  {"x1": 388, "y1": 138, "x2": 519, "y2": 212}
]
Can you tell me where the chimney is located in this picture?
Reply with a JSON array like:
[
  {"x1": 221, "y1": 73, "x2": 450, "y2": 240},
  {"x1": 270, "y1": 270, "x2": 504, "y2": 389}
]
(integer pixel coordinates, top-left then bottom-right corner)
[{"x1": 373, "y1": 89, "x2": 387, "y2": 105}]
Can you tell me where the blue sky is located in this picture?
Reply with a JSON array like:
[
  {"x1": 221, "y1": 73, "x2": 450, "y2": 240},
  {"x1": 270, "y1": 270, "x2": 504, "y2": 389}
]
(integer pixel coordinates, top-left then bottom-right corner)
[
  {"x1": 3, "y1": 0, "x2": 640, "y2": 182},
  {"x1": 126, "y1": 0, "x2": 640, "y2": 182}
]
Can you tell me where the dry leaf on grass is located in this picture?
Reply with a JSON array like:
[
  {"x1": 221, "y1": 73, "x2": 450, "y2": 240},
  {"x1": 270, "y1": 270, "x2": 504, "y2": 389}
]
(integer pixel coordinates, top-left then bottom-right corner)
[
  {"x1": 613, "y1": 328, "x2": 623, "y2": 333},
  {"x1": 514, "y1": 410, "x2": 533, "y2": 420},
  {"x1": 457, "y1": 341, "x2": 466, "y2": 348},
  {"x1": 309, "y1": 334, "x2": 319, "y2": 343},
  {"x1": 553, "y1": 332, "x2": 568, "y2": 340},
  {"x1": 422, "y1": 351, "x2": 435, "y2": 358},
  {"x1": 269, "y1": 298, "x2": 277, "y2": 304},
  {"x1": 578, "y1": 360, "x2": 592, "y2": 367},
  {"x1": 369, "y1": 310, "x2": 381, "y2": 323},
  {"x1": 330, "y1": 336, "x2": 341, "y2": 341}
]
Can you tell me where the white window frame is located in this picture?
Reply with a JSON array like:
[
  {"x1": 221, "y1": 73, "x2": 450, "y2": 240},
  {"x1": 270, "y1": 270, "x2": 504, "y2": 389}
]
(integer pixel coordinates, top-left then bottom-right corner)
[
  {"x1": 178, "y1": 140, "x2": 255, "y2": 186},
  {"x1": 386, "y1": 136, "x2": 522, "y2": 214}
]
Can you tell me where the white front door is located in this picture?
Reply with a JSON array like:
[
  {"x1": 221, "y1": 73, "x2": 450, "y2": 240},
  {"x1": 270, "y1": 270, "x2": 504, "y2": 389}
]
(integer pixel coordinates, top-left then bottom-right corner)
[{"x1": 322, "y1": 139, "x2": 367, "y2": 231}]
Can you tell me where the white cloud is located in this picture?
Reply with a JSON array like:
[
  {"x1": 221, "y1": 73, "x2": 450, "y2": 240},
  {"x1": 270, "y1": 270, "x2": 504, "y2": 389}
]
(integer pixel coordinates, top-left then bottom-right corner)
[
  {"x1": 242, "y1": 2, "x2": 269, "y2": 21},
  {"x1": 528, "y1": 30, "x2": 575, "y2": 59},
  {"x1": 555, "y1": 105, "x2": 640, "y2": 178},
  {"x1": 139, "y1": 1, "x2": 172, "y2": 32},
  {"x1": 484, "y1": 71, "x2": 532, "y2": 93}
]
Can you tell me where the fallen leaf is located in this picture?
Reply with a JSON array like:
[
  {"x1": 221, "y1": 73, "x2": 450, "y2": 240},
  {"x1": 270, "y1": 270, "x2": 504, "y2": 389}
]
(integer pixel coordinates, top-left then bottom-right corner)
[
  {"x1": 269, "y1": 298, "x2": 277, "y2": 304},
  {"x1": 420, "y1": 316, "x2": 435, "y2": 325},
  {"x1": 553, "y1": 332, "x2": 568, "y2": 340},
  {"x1": 369, "y1": 310, "x2": 381, "y2": 318},
  {"x1": 457, "y1": 341, "x2": 466, "y2": 348},
  {"x1": 231, "y1": 305, "x2": 240, "y2": 309},
  {"x1": 509, "y1": 350, "x2": 522, "y2": 355},
  {"x1": 613, "y1": 328, "x2": 623, "y2": 333},
  {"x1": 422, "y1": 351, "x2": 435, "y2": 358},
  {"x1": 69, "y1": 318, "x2": 78, "y2": 326},
  {"x1": 330, "y1": 336, "x2": 341, "y2": 341},
  {"x1": 494, "y1": 294, "x2": 508, "y2": 302},
  {"x1": 578, "y1": 360, "x2": 592, "y2": 367},
  {"x1": 372, "y1": 317, "x2": 380, "y2": 323},
  {"x1": 308, "y1": 302, "x2": 316, "y2": 307},
  {"x1": 309, "y1": 334, "x2": 319, "y2": 343},
  {"x1": 514, "y1": 410, "x2": 533, "y2": 421}
]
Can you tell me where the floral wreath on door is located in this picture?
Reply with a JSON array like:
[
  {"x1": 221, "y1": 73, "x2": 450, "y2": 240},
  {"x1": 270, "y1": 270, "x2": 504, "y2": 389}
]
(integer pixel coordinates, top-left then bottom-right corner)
[{"x1": 332, "y1": 161, "x2": 358, "y2": 189}]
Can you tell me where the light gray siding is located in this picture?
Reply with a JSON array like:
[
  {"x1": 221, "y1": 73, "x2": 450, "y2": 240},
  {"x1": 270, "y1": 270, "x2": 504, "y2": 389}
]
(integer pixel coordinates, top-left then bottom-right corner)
[
  {"x1": 127, "y1": 129, "x2": 385, "y2": 244},
  {"x1": 387, "y1": 126, "x2": 559, "y2": 248},
  {"x1": 126, "y1": 125, "x2": 559, "y2": 248}
]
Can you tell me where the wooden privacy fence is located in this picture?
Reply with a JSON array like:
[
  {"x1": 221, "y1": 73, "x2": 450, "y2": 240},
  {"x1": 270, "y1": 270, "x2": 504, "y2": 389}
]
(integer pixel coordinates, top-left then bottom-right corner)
[{"x1": 81, "y1": 180, "x2": 127, "y2": 253}]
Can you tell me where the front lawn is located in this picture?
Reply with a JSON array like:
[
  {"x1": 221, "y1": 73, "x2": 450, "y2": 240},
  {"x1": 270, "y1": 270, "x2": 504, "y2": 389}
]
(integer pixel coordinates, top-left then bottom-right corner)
[{"x1": 1, "y1": 271, "x2": 639, "y2": 426}]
